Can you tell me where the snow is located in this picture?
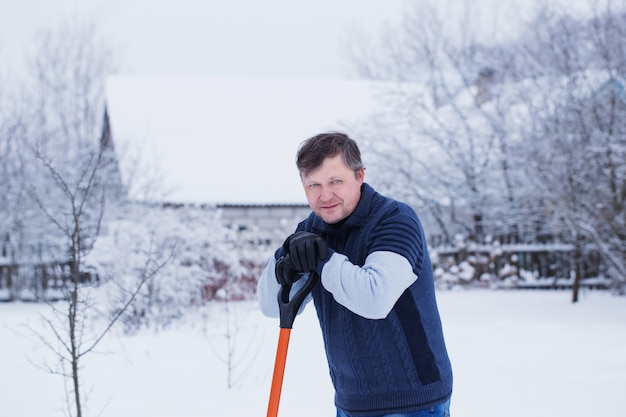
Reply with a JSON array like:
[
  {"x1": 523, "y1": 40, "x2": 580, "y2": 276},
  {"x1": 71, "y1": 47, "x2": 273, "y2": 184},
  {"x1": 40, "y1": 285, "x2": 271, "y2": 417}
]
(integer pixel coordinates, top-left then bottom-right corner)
[{"x1": 2, "y1": 289, "x2": 625, "y2": 417}]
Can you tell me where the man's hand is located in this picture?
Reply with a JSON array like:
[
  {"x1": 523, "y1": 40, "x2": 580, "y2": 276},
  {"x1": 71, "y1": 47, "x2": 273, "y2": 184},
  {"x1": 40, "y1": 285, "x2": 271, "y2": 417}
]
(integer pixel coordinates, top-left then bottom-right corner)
[
  {"x1": 275, "y1": 254, "x2": 302, "y2": 287},
  {"x1": 283, "y1": 231, "x2": 328, "y2": 272}
]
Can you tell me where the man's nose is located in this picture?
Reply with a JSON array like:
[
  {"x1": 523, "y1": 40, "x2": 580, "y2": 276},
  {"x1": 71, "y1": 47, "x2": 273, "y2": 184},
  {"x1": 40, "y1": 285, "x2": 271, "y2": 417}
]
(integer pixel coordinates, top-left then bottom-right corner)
[{"x1": 319, "y1": 186, "x2": 333, "y2": 201}]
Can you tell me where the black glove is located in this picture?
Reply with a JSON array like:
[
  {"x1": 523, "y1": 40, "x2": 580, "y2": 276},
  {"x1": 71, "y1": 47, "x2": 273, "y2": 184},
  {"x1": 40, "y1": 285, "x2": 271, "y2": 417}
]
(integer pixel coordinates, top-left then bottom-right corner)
[
  {"x1": 275, "y1": 254, "x2": 302, "y2": 287},
  {"x1": 283, "y1": 231, "x2": 328, "y2": 272}
]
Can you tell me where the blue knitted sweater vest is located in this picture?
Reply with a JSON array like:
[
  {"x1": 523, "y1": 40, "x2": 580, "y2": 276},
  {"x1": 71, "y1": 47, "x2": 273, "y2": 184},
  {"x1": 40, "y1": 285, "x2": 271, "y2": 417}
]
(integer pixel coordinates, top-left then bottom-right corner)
[{"x1": 296, "y1": 183, "x2": 453, "y2": 416}]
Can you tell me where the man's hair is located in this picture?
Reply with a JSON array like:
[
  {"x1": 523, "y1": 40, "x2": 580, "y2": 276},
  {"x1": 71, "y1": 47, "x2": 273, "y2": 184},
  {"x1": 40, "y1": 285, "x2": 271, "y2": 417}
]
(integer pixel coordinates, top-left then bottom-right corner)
[{"x1": 296, "y1": 132, "x2": 364, "y2": 178}]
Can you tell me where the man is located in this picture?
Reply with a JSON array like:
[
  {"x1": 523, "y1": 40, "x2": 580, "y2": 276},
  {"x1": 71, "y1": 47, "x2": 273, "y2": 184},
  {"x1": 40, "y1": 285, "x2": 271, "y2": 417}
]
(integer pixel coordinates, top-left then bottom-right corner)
[{"x1": 257, "y1": 132, "x2": 452, "y2": 417}]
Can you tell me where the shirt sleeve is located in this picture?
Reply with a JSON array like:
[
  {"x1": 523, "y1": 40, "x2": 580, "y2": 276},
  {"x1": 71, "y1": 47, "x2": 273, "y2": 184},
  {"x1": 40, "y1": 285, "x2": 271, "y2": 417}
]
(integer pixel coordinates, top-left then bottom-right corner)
[{"x1": 320, "y1": 251, "x2": 417, "y2": 320}]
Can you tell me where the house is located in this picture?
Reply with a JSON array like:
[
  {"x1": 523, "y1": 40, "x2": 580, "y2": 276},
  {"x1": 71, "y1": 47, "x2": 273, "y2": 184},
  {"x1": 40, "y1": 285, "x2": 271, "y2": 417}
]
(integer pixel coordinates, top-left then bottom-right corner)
[{"x1": 103, "y1": 76, "x2": 385, "y2": 239}]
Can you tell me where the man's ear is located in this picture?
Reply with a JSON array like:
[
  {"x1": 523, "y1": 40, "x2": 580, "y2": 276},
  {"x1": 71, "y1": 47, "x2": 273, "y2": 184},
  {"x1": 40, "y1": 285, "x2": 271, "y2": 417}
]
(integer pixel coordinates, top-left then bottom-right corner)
[{"x1": 356, "y1": 167, "x2": 365, "y2": 183}]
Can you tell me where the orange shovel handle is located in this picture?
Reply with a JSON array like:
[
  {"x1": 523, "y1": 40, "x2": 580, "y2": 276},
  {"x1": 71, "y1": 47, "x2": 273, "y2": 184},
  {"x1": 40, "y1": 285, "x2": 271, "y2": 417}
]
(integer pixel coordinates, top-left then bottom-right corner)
[
  {"x1": 266, "y1": 328, "x2": 291, "y2": 417},
  {"x1": 265, "y1": 271, "x2": 319, "y2": 417}
]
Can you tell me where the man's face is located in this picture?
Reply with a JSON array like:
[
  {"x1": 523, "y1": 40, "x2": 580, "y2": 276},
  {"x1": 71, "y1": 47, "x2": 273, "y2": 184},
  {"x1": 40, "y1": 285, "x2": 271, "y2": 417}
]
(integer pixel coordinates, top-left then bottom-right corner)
[{"x1": 301, "y1": 154, "x2": 364, "y2": 224}]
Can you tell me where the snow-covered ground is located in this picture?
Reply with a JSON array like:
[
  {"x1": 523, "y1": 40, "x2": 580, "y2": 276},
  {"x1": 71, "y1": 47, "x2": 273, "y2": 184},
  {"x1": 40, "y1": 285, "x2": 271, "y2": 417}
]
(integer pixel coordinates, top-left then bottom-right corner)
[{"x1": 2, "y1": 289, "x2": 625, "y2": 417}]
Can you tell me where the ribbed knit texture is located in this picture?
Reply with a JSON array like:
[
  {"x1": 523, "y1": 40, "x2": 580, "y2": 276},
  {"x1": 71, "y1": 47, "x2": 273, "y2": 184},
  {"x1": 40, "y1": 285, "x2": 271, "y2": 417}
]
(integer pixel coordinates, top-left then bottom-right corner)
[{"x1": 297, "y1": 183, "x2": 453, "y2": 416}]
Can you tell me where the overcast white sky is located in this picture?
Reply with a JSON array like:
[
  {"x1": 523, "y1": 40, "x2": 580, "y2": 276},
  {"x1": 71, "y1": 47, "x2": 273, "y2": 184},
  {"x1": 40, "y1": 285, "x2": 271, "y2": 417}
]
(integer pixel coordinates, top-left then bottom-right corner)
[
  {"x1": 1, "y1": 0, "x2": 603, "y2": 79},
  {"x1": 0, "y1": 0, "x2": 411, "y2": 78}
]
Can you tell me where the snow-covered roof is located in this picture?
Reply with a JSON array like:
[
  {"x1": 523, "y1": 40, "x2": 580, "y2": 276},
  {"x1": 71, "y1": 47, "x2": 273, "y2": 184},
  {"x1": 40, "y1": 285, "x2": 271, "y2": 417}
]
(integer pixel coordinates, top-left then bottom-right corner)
[{"x1": 105, "y1": 76, "x2": 383, "y2": 205}]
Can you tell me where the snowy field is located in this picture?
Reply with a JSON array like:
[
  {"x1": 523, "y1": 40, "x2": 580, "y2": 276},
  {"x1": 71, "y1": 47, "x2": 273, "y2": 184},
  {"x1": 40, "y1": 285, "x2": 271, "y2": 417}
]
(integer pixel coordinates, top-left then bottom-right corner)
[{"x1": 2, "y1": 288, "x2": 625, "y2": 417}]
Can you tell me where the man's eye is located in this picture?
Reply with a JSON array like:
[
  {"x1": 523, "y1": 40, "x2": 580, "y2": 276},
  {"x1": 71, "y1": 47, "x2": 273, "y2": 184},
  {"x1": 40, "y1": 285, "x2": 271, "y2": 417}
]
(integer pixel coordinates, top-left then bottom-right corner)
[
  {"x1": 308, "y1": 183, "x2": 319, "y2": 188},
  {"x1": 332, "y1": 179, "x2": 342, "y2": 184}
]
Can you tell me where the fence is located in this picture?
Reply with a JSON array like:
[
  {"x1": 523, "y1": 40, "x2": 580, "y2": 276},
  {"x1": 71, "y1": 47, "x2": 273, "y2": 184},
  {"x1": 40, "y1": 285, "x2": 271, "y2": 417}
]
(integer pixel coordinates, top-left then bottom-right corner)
[
  {"x1": 0, "y1": 259, "x2": 97, "y2": 302},
  {"x1": 432, "y1": 242, "x2": 610, "y2": 290}
]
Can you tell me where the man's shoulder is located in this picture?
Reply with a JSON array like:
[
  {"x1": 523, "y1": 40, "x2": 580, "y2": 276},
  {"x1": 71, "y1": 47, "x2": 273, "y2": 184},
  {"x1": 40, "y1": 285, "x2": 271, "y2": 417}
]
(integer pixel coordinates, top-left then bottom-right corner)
[{"x1": 371, "y1": 190, "x2": 418, "y2": 220}]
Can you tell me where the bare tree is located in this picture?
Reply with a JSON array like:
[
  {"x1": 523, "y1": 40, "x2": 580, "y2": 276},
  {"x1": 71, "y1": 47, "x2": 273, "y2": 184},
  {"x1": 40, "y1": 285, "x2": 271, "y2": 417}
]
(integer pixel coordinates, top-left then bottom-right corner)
[
  {"x1": 26, "y1": 151, "x2": 167, "y2": 416},
  {"x1": 0, "y1": 69, "x2": 41, "y2": 300},
  {"x1": 12, "y1": 15, "x2": 161, "y2": 417},
  {"x1": 204, "y1": 290, "x2": 262, "y2": 389},
  {"x1": 345, "y1": 0, "x2": 532, "y2": 244},
  {"x1": 520, "y1": 4, "x2": 626, "y2": 298}
]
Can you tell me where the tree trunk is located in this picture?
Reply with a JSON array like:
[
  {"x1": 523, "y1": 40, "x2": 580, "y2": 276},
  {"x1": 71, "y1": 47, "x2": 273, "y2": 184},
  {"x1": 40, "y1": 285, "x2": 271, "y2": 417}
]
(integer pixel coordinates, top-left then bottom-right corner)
[{"x1": 571, "y1": 240, "x2": 582, "y2": 303}]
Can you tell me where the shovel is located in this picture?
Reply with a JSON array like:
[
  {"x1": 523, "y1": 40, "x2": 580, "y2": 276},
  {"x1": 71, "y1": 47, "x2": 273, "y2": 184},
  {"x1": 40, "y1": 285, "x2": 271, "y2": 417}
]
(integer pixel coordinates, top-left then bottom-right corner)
[{"x1": 266, "y1": 271, "x2": 319, "y2": 417}]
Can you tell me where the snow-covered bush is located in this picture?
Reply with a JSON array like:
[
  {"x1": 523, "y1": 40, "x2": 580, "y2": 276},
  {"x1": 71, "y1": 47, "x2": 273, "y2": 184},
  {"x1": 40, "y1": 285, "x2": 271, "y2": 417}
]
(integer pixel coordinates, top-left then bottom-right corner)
[{"x1": 88, "y1": 203, "x2": 272, "y2": 333}]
